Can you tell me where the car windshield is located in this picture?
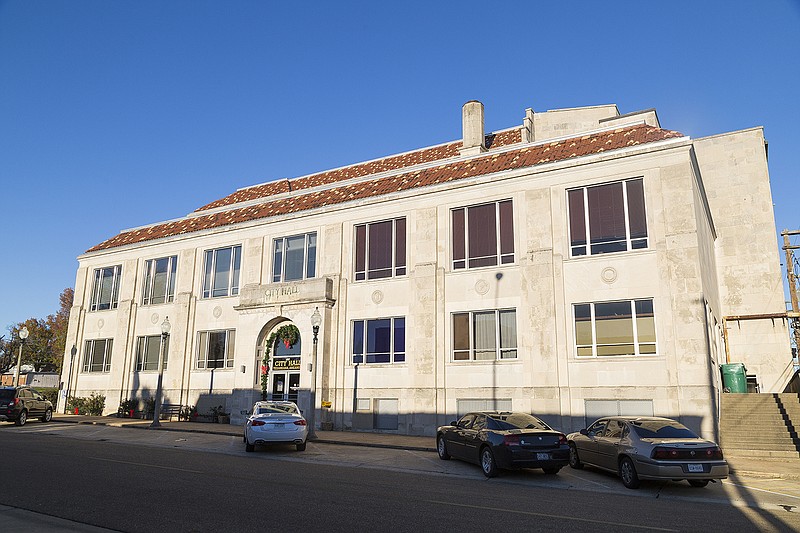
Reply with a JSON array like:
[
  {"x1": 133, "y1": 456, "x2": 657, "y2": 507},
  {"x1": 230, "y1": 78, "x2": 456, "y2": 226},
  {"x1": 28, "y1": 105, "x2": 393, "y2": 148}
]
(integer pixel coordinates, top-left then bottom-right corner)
[
  {"x1": 256, "y1": 403, "x2": 298, "y2": 415},
  {"x1": 0, "y1": 389, "x2": 15, "y2": 400},
  {"x1": 488, "y1": 413, "x2": 550, "y2": 430},
  {"x1": 631, "y1": 420, "x2": 698, "y2": 439}
]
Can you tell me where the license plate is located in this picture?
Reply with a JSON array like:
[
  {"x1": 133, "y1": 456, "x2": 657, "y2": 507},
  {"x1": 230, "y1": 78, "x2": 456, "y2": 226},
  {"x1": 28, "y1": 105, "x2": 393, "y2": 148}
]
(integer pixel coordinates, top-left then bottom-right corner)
[
  {"x1": 273, "y1": 423, "x2": 284, "y2": 428},
  {"x1": 687, "y1": 464, "x2": 703, "y2": 473},
  {"x1": 536, "y1": 453, "x2": 550, "y2": 461}
]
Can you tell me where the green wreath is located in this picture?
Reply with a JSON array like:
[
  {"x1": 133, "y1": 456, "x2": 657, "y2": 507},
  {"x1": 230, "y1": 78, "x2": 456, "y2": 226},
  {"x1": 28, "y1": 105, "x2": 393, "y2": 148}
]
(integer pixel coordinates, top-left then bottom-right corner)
[{"x1": 261, "y1": 323, "x2": 300, "y2": 400}]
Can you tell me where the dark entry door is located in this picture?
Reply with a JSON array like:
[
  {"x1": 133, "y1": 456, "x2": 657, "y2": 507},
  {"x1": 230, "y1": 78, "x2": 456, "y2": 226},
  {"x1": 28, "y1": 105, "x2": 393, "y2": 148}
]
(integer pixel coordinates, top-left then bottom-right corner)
[
  {"x1": 287, "y1": 373, "x2": 300, "y2": 404},
  {"x1": 271, "y1": 374, "x2": 286, "y2": 400}
]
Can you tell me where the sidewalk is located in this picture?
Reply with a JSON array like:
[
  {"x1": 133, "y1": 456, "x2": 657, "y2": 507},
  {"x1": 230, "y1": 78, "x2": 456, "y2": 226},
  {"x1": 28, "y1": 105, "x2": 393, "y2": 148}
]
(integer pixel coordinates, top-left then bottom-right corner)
[{"x1": 50, "y1": 414, "x2": 797, "y2": 480}]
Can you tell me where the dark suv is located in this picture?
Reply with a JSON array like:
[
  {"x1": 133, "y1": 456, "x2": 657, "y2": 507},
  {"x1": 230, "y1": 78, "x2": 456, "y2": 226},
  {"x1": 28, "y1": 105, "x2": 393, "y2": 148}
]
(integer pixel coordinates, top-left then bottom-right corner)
[{"x1": 0, "y1": 386, "x2": 53, "y2": 426}]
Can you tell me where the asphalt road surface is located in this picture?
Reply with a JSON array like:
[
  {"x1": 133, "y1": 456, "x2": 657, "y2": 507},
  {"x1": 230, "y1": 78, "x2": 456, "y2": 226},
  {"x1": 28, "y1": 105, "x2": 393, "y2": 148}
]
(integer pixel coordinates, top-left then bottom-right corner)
[{"x1": 2, "y1": 422, "x2": 798, "y2": 532}]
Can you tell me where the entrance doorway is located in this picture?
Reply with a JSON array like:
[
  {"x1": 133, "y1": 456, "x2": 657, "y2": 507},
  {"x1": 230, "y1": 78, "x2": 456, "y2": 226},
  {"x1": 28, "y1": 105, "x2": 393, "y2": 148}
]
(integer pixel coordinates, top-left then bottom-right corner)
[{"x1": 270, "y1": 372, "x2": 300, "y2": 404}]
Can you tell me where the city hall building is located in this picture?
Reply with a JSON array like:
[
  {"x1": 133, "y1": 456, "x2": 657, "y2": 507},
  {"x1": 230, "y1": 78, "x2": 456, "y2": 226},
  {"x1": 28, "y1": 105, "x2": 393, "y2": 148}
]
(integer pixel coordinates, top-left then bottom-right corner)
[{"x1": 59, "y1": 101, "x2": 793, "y2": 439}]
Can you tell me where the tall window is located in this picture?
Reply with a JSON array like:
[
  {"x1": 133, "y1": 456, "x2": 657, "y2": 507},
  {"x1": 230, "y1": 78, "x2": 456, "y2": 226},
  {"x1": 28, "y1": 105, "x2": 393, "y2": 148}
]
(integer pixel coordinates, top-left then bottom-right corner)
[
  {"x1": 142, "y1": 256, "x2": 177, "y2": 305},
  {"x1": 135, "y1": 335, "x2": 169, "y2": 371},
  {"x1": 452, "y1": 309, "x2": 517, "y2": 361},
  {"x1": 568, "y1": 178, "x2": 647, "y2": 257},
  {"x1": 574, "y1": 299, "x2": 656, "y2": 357},
  {"x1": 354, "y1": 218, "x2": 406, "y2": 281},
  {"x1": 82, "y1": 339, "x2": 113, "y2": 373},
  {"x1": 196, "y1": 330, "x2": 235, "y2": 369},
  {"x1": 202, "y1": 245, "x2": 241, "y2": 298},
  {"x1": 452, "y1": 200, "x2": 514, "y2": 270},
  {"x1": 352, "y1": 317, "x2": 405, "y2": 364},
  {"x1": 90, "y1": 265, "x2": 122, "y2": 311},
  {"x1": 273, "y1": 232, "x2": 317, "y2": 282}
]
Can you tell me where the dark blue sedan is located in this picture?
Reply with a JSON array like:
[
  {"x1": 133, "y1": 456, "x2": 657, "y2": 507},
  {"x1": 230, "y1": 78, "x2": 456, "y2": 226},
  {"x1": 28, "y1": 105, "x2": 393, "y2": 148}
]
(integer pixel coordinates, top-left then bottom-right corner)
[{"x1": 436, "y1": 412, "x2": 570, "y2": 477}]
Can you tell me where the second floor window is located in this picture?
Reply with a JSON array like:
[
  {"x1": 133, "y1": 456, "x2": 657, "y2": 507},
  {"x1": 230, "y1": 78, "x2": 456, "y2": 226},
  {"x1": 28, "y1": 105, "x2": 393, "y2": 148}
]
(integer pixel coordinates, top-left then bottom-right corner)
[
  {"x1": 352, "y1": 317, "x2": 405, "y2": 364},
  {"x1": 273, "y1": 232, "x2": 317, "y2": 282},
  {"x1": 135, "y1": 335, "x2": 169, "y2": 371},
  {"x1": 568, "y1": 178, "x2": 647, "y2": 257},
  {"x1": 202, "y1": 245, "x2": 241, "y2": 298},
  {"x1": 452, "y1": 309, "x2": 518, "y2": 361},
  {"x1": 142, "y1": 256, "x2": 177, "y2": 305},
  {"x1": 90, "y1": 265, "x2": 122, "y2": 311},
  {"x1": 197, "y1": 329, "x2": 235, "y2": 369},
  {"x1": 354, "y1": 218, "x2": 406, "y2": 281},
  {"x1": 452, "y1": 200, "x2": 514, "y2": 270},
  {"x1": 574, "y1": 298, "x2": 656, "y2": 357},
  {"x1": 83, "y1": 338, "x2": 113, "y2": 373}
]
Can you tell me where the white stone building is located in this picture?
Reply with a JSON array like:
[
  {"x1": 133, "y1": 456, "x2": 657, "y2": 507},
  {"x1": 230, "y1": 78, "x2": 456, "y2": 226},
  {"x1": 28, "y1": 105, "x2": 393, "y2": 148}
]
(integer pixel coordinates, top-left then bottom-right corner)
[{"x1": 59, "y1": 101, "x2": 793, "y2": 439}]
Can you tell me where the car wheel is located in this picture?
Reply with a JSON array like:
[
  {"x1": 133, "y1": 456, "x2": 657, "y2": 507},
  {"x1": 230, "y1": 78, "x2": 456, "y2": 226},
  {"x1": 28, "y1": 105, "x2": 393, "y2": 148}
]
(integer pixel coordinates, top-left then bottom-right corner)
[
  {"x1": 15, "y1": 410, "x2": 27, "y2": 427},
  {"x1": 569, "y1": 443, "x2": 583, "y2": 469},
  {"x1": 480, "y1": 447, "x2": 498, "y2": 478},
  {"x1": 688, "y1": 479, "x2": 710, "y2": 488},
  {"x1": 245, "y1": 439, "x2": 255, "y2": 453},
  {"x1": 296, "y1": 442, "x2": 307, "y2": 451},
  {"x1": 542, "y1": 466, "x2": 561, "y2": 475},
  {"x1": 436, "y1": 436, "x2": 451, "y2": 460},
  {"x1": 619, "y1": 457, "x2": 640, "y2": 489},
  {"x1": 41, "y1": 408, "x2": 53, "y2": 423}
]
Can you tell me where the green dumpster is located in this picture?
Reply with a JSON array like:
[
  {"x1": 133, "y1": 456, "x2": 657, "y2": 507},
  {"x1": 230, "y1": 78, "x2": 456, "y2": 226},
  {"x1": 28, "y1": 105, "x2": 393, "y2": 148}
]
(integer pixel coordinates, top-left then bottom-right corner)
[{"x1": 720, "y1": 363, "x2": 747, "y2": 393}]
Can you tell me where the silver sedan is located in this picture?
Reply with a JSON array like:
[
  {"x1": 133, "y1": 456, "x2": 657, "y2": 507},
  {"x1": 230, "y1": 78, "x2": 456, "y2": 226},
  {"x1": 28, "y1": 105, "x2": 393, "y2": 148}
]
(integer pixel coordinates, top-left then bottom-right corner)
[
  {"x1": 244, "y1": 401, "x2": 308, "y2": 452},
  {"x1": 567, "y1": 416, "x2": 729, "y2": 489}
]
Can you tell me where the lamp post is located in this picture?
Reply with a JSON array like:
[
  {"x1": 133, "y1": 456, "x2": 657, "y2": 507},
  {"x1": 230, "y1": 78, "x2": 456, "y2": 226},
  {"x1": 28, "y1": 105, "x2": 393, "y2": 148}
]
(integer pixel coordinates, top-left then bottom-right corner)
[
  {"x1": 64, "y1": 344, "x2": 77, "y2": 413},
  {"x1": 13, "y1": 327, "x2": 29, "y2": 387},
  {"x1": 149, "y1": 317, "x2": 170, "y2": 429},
  {"x1": 308, "y1": 307, "x2": 322, "y2": 439}
]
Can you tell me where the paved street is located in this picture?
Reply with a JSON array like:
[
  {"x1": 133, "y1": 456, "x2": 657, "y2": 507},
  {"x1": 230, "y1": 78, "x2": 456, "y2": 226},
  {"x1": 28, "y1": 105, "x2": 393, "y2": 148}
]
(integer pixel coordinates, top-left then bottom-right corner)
[{"x1": 2, "y1": 422, "x2": 799, "y2": 532}]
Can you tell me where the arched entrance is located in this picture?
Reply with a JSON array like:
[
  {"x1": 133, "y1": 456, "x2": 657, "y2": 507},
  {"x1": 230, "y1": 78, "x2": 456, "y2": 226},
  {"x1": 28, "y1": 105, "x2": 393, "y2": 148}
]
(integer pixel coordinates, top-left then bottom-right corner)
[{"x1": 256, "y1": 318, "x2": 302, "y2": 404}]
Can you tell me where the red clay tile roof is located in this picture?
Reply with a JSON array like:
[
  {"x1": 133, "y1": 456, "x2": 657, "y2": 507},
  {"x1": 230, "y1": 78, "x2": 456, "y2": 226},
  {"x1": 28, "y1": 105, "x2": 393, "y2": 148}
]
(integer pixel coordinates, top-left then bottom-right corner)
[
  {"x1": 87, "y1": 124, "x2": 683, "y2": 253},
  {"x1": 195, "y1": 129, "x2": 523, "y2": 212}
]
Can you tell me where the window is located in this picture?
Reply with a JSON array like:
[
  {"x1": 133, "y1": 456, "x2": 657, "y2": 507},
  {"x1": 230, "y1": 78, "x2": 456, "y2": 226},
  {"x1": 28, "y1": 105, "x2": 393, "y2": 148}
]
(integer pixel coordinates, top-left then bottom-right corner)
[
  {"x1": 452, "y1": 200, "x2": 514, "y2": 270},
  {"x1": 568, "y1": 178, "x2": 647, "y2": 256},
  {"x1": 135, "y1": 335, "x2": 169, "y2": 371},
  {"x1": 202, "y1": 245, "x2": 241, "y2": 298},
  {"x1": 90, "y1": 265, "x2": 122, "y2": 311},
  {"x1": 452, "y1": 309, "x2": 517, "y2": 361},
  {"x1": 352, "y1": 317, "x2": 405, "y2": 363},
  {"x1": 142, "y1": 256, "x2": 177, "y2": 305},
  {"x1": 82, "y1": 339, "x2": 113, "y2": 373},
  {"x1": 272, "y1": 232, "x2": 317, "y2": 282},
  {"x1": 354, "y1": 218, "x2": 406, "y2": 281},
  {"x1": 196, "y1": 330, "x2": 235, "y2": 369},
  {"x1": 574, "y1": 299, "x2": 656, "y2": 357}
]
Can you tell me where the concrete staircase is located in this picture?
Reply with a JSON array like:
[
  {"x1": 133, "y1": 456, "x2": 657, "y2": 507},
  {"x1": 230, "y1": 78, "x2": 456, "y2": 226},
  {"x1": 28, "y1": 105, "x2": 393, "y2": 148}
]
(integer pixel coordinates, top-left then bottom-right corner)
[{"x1": 720, "y1": 393, "x2": 800, "y2": 461}]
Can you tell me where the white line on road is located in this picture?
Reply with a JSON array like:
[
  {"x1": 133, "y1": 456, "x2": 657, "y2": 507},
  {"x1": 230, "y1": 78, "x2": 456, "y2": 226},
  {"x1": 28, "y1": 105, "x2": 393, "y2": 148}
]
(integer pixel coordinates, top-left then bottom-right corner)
[
  {"x1": 90, "y1": 456, "x2": 204, "y2": 474},
  {"x1": 427, "y1": 500, "x2": 678, "y2": 531},
  {"x1": 722, "y1": 480, "x2": 800, "y2": 500}
]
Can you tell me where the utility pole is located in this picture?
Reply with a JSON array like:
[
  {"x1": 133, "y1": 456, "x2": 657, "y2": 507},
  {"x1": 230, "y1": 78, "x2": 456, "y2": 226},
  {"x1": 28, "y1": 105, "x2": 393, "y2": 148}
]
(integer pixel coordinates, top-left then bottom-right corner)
[{"x1": 781, "y1": 230, "x2": 800, "y2": 360}]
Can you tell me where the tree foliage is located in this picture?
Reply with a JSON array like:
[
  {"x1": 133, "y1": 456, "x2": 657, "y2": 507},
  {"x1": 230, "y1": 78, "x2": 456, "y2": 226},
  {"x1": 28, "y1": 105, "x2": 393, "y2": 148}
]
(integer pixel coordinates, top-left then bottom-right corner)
[{"x1": 2, "y1": 288, "x2": 73, "y2": 374}]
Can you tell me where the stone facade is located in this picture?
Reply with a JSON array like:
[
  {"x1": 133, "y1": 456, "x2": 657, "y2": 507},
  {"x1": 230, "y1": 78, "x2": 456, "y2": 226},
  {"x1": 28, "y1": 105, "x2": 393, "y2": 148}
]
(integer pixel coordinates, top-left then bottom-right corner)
[{"x1": 58, "y1": 102, "x2": 791, "y2": 440}]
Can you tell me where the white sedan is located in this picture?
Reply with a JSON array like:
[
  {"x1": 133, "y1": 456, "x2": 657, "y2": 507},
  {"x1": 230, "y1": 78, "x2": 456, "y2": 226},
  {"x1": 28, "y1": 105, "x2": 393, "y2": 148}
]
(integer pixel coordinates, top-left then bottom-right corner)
[{"x1": 244, "y1": 401, "x2": 308, "y2": 452}]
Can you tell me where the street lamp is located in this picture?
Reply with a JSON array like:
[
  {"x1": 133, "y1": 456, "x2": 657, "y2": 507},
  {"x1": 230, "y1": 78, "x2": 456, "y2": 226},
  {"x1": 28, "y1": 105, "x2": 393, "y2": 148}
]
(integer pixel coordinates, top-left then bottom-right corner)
[
  {"x1": 308, "y1": 307, "x2": 322, "y2": 439},
  {"x1": 149, "y1": 317, "x2": 171, "y2": 429},
  {"x1": 13, "y1": 326, "x2": 29, "y2": 387}
]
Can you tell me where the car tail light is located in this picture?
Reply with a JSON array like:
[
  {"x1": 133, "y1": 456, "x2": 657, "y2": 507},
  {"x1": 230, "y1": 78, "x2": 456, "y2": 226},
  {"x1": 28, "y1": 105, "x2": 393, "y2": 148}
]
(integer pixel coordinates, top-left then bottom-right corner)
[
  {"x1": 705, "y1": 447, "x2": 724, "y2": 460},
  {"x1": 503, "y1": 434, "x2": 521, "y2": 446},
  {"x1": 10, "y1": 398, "x2": 19, "y2": 407},
  {"x1": 294, "y1": 419, "x2": 307, "y2": 426},
  {"x1": 251, "y1": 420, "x2": 266, "y2": 426},
  {"x1": 558, "y1": 434, "x2": 568, "y2": 445},
  {"x1": 652, "y1": 447, "x2": 680, "y2": 459}
]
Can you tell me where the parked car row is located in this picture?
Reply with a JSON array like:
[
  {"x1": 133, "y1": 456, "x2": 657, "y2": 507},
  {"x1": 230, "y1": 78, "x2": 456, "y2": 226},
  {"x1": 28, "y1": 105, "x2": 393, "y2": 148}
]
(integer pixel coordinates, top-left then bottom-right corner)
[
  {"x1": 435, "y1": 411, "x2": 729, "y2": 489},
  {"x1": 11, "y1": 392, "x2": 723, "y2": 491}
]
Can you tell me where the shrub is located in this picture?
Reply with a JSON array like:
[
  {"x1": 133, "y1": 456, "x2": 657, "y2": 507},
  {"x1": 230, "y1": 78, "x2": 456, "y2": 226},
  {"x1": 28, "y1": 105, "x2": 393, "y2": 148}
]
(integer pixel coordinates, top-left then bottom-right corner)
[
  {"x1": 67, "y1": 393, "x2": 106, "y2": 416},
  {"x1": 37, "y1": 387, "x2": 59, "y2": 406}
]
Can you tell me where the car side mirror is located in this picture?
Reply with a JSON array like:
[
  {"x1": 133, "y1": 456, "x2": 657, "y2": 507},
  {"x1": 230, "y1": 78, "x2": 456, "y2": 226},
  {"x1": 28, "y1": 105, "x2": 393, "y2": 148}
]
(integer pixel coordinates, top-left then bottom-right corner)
[
  {"x1": 450, "y1": 420, "x2": 457, "y2": 426},
  {"x1": 580, "y1": 429, "x2": 588, "y2": 436}
]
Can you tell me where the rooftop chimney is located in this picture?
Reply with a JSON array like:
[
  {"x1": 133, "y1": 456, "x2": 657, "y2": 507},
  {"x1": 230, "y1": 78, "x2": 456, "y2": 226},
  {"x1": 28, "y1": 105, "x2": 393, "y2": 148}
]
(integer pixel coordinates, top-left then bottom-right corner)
[{"x1": 460, "y1": 100, "x2": 487, "y2": 156}]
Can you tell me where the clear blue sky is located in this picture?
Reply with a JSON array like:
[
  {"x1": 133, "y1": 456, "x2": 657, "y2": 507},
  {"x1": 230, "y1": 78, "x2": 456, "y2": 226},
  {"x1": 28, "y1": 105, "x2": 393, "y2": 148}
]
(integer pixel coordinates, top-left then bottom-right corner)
[{"x1": 1, "y1": 1, "x2": 799, "y2": 332}]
